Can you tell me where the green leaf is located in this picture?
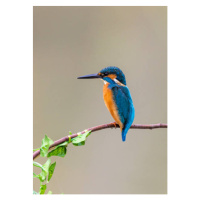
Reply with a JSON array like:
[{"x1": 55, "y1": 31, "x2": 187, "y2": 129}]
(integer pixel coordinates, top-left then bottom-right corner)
[
  {"x1": 37, "y1": 174, "x2": 45, "y2": 182},
  {"x1": 57, "y1": 141, "x2": 68, "y2": 147},
  {"x1": 47, "y1": 190, "x2": 52, "y2": 194},
  {"x1": 33, "y1": 161, "x2": 43, "y2": 169},
  {"x1": 47, "y1": 141, "x2": 68, "y2": 158},
  {"x1": 69, "y1": 131, "x2": 72, "y2": 135},
  {"x1": 33, "y1": 159, "x2": 52, "y2": 182},
  {"x1": 33, "y1": 190, "x2": 39, "y2": 194},
  {"x1": 48, "y1": 162, "x2": 56, "y2": 182},
  {"x1": 37, "y1": 159, "x2": 51, "y2": 182},
  {"x1": 41, "y1": 159, "x2": 51, "y2": 179},
  {"x1": 33, "y1": 148, "x2": 40, "y2": 152},
  {"x1": 47, "y1": 146, "x2": 67, "y2": 157},
  {"x1": 72, "y1": 131, "x2": 91, "y2": 146},
  {"x1": 33, "y1": 172, "x2": 38, "y2": 178},
  {"x1": 40, "y1": 135, "x2": 54, "y2": 157},
  {"x1": 39, "y1": 184, "x2": 46, "y2": 194},
  {"x1": 72, "y1": 140, "x2": 85, "y2": 146}
]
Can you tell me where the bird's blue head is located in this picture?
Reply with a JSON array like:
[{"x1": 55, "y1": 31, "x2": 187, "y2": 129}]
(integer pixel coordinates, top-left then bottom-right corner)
[
  {"x1": 99, "y1": 66, "x2": 126, "y2": 85},
  {"x1": 78, "y1": 66, "x2": 126, "y2": 86}
]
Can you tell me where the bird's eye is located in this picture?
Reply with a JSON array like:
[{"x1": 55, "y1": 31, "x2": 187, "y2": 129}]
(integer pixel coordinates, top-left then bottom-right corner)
[{"x1": 104, "y1": 72, "x2": 108, "y2": 76}]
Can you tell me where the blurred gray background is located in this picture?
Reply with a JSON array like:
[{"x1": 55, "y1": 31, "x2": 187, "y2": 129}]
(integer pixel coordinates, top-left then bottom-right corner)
[{"x1": 33, "y1": 6, "x2": 167, "y2": 194}]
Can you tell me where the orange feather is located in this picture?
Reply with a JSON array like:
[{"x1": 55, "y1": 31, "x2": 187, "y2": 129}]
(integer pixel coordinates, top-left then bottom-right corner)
[{"x1": 103, "y1": 83, "x2": 123, "y2": 130}]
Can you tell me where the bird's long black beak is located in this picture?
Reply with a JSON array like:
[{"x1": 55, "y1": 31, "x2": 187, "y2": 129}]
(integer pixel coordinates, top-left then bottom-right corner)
[{"x1": 77, "y1": 73, "x2": 101, "y2": 79}]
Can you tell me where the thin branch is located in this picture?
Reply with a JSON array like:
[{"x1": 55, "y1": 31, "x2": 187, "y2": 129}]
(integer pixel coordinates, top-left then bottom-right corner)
[{"x1": 33, "y1": 123, "x2": 167, "y2": 160}]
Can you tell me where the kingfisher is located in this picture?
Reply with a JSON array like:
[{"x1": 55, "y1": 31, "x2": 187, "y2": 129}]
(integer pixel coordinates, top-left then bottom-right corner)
[{"x1": 77, "y1": 66, "x2": 135, "y2": 141}]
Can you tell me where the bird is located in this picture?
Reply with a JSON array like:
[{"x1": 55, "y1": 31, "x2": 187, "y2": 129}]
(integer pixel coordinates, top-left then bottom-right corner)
[{"x1": 77, "y1": 66, "x2": 135, "y2": 141}]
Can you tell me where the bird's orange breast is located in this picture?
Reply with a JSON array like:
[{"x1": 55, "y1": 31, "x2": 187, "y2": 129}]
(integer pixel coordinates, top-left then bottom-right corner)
[{"x1": 103, "y1": 83, "x2": 123, "y2": 130}]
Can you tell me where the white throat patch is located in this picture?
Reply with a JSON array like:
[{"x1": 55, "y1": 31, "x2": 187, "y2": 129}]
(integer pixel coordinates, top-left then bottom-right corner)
[
  {"x1": 100, "y1": 79, "x2": 108, "y2": 85},
  {"x1": 103, "y1": 80, "x2": 107, "y2": 84}
]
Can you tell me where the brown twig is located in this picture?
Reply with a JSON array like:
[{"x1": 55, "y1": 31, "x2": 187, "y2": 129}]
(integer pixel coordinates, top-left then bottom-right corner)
[{"x1": 33, "y1": 123, "x2": 167, "y2": 160}]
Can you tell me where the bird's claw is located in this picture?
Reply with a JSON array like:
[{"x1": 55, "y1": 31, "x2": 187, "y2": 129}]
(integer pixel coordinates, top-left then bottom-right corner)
[{"x1": 111, "y1": 122, "x2": 117, "y2": 128}]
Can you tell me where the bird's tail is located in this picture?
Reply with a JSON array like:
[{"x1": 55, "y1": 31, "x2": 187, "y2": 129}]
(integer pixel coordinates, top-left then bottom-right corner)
[{"x1": 121, "y1": 128, "x2": 129, "y2": 142}]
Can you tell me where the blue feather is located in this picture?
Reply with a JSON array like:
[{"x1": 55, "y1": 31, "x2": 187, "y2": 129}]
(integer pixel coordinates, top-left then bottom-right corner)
[
  {"x1": 104, "y1": 77, "x2": 135, "y2": 141},
  {"x1": 112, "y1": 85, "x2": 135, "y2": 141}
]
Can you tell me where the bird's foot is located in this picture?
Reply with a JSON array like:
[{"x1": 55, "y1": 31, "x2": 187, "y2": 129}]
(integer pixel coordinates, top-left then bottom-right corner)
[{"x1": 111, "y1": 122, "x2": 118, "y2": 128}]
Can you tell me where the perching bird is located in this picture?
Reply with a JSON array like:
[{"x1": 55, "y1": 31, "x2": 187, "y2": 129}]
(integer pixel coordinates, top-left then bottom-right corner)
[{"x1": 77, "y1": 66, "x2": 135, "y2": 141}]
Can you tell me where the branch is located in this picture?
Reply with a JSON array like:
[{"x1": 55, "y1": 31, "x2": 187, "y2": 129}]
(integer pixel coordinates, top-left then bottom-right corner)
[{"x1": 33, "y1": 123, "x2": 167, "y2": 160}]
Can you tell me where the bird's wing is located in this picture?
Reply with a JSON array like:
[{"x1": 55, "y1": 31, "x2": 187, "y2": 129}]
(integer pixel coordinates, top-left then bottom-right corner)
[{"x1": 111, "y1": 85, "x2": 134, "y2": 126}]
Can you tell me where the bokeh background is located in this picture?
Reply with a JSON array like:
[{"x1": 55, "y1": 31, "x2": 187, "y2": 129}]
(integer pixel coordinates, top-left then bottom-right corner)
[{"x1": 33, "y1": 6, "x2": 167, "y2": 194}]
